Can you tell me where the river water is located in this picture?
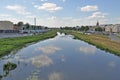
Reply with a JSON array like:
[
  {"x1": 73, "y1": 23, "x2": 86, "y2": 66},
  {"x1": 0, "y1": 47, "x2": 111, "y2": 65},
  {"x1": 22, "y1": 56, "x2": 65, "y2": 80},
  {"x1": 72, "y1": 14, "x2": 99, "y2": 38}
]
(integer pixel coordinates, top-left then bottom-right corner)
[{"x1": 0, "y1": 32, "x2": 120, "y2": 80}]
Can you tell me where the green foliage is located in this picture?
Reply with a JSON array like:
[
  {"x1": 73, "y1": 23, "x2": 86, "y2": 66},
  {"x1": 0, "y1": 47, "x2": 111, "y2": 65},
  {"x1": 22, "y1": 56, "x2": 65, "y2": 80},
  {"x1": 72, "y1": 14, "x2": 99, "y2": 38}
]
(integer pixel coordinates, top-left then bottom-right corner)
[
  {"x1": 0, "y1": 62, "x2": 17, "y2": 79},
  {"x1": 25, "y1": 23, "x2": 30, "y2": 30},
  {"x1": 95, "y1": 27, "x2": 104, "y2": 32},
  {"x1": 0, "y1": 30, "x2": 57, "y2": 57},
  {"x1": 3, "y1": 62, "x2": 17, "y2": 71},
  {"x1": 80, "y1": 26, "x2": 89, "y2": 31},
  {"x1": 17, "y1": 21, "x2": 24, "y2": 27}
]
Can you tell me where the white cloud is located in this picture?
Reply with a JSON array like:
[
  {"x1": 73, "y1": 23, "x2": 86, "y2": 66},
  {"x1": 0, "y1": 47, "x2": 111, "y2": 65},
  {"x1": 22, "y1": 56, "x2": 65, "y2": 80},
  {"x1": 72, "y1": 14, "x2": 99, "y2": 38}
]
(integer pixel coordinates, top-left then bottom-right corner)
[
  {"x1": 117, "y1": 18, "x2": 120, "y2": 20},
  {"x1": 116, "y1": 18, "x2": 120, "y2": 23},
  {"x1": 41, "y1": 0, "x2": 48, "y2": 1},
  {"x1": 47, "y1": 16, "x2": 57, "y2": 20},
  {"x1": 61, "y1": 0, "x2": 66, "y2": 2},
  {"x1": 36, "y1": 16, "x2": 83, "y2": 27},
  {"x1": 6, "y1": 5, "x2": 31, "y2": 15},
  {"x1": 0, "y1": 14, "x2": 19, "y2": 23},
  {"x1": 32, "y1": 2, "x2": 35, "y2": 5},
  {"x1": 0, "y1": 14, "x2": 11, "y2": 17},
  {"x1": 87, "y1": 12, "x2": 108, "y2": 19},
  {"x1": 81, "y1": 5, "x2": 98, "y2": 12},
  {"x1": 34, "y1": 3, "x2": 63, "y2": 12},
  {"x1": 62, "y1": 17, "x2": 73, "y2": 20},
  {"x1": 26, "y1": 15, "x2": 36, "y2": 18}
]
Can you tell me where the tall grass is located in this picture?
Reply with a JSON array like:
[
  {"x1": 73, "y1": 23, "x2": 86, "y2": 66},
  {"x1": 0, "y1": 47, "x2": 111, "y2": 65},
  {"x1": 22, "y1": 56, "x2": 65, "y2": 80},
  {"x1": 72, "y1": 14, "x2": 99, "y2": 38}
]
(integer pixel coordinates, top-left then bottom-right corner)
[
  {"x1": 61, "y1": 30, "x2": 120, "y2": 56},
  {"x1": 0, "y1": 30, "x2": 57, "y2": 57}
]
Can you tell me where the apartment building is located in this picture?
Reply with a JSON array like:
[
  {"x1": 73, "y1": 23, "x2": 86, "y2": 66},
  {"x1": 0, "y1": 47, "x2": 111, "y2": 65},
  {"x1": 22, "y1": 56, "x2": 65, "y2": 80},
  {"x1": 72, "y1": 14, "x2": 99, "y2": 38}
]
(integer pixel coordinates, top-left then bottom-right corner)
[{"x1": 105, "y1": 24, "x2": 120, "y2": 33}]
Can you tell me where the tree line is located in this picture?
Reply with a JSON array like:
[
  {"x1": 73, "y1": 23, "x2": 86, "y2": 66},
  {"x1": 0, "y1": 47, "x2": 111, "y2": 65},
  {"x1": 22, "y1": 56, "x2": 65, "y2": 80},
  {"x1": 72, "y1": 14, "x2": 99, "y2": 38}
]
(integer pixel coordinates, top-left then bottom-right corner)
[
  {"x1": 60, "y1": 26, "x2": 105, "y2": 32},
  {"x1": 14, "y1": 21, "x2": 48, "y2": 30}
]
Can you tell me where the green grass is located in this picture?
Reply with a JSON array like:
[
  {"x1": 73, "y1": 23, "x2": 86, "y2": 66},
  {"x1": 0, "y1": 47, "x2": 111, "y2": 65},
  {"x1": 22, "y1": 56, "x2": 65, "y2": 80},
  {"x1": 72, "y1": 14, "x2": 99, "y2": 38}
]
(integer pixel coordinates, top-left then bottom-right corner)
[
  {"x1": 60, "y1": 30, "x2": 120, "y2": 56},
  {"x1": 117, "y1": 34, "x2": 120, "y2": 38},
  {"x1": 0, "y1": 30, "x2": 57, "y2": 57}
]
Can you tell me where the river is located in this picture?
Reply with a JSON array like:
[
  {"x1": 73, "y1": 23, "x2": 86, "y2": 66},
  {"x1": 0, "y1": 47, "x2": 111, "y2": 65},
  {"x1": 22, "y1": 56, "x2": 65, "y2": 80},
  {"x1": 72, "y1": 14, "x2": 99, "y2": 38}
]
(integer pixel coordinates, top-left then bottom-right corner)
[{"x1": 0, "y1": 32, "x2": 120, "y2": 80}]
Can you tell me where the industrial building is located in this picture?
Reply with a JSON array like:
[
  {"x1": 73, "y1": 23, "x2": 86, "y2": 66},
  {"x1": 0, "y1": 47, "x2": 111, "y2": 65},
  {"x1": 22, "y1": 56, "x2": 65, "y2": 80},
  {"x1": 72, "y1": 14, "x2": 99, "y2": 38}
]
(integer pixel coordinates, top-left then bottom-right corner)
[{"x1": 0, "y1": 21, "x2": 18, "y2": 33}]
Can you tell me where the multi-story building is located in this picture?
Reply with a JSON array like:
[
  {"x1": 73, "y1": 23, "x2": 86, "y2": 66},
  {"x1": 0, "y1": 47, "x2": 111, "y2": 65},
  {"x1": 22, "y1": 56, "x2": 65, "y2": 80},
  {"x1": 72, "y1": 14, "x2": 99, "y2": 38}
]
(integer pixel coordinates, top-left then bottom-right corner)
[
  {"x1": 105, "y1": 24, "x2": 120, "y2": 33},
  {"x1": 0, "y1": 21, "x2": 19, "y2": 33},
  {"x1": 0, "y1": 21, "x2": 13, "y2": 30}
]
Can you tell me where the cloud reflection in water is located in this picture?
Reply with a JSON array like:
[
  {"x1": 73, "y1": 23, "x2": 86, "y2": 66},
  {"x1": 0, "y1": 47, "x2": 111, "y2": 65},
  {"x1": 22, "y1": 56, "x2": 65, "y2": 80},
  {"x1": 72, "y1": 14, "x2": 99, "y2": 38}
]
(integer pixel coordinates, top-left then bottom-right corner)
[
  {"x1": 108, "y1": 61, "x2": 116, "y2": 68},
  {"x1": 79, "y1": 46, "x2": 96, "y2": 54},
  {"x1": 12, "y1": 54, "x2": 53, "y2": 68},
  {"x1": 26, "y1": 70, "x2": 40, "y2": 80},
  {"x1": 37, "y1": 45, "x2": 61, "y2": 55},
  {"x1": 61, "y1": 55, "x2": 65, "y2": 62},
  {"x1": 48, "y1": 72, "x2": 63, "y2": 80},
  {"x1": 30, "y1": 55, "x2": 53, "y2": 68}
]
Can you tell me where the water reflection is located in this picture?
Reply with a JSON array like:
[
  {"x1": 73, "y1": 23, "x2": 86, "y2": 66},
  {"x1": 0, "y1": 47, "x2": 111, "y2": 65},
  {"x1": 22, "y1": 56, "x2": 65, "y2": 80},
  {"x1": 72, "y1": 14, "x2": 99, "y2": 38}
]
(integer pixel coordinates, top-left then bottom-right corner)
[
  {"x1": 26, "y1": 70, "x2": 40, "y2": 80},
  {"x1": 108, "y1": 61, "x2": 116, "y2": 68},
  {"x1": 30, "y1": 55, "x2": 53, "y2": 68},
  {"x1": 48, "y1": 72, "x2": 63, "y2": 80},
  {"x1": 79, "y1": 46, "x2": 96, "y2": 54},
  {"x1": 8, "y1": 54, "x2": 54, "y2": 68},
  {"x1": 36, "y1": 45, "x2": 61, "y2": 55},
  {"x1": 0, "y1": 32, "x2": 120, "y2": 80},
  {"x1": 61, "y1": 55, "x2": 65, "y2": 62},
  {"x1": 0, "y1": 62, "x2": 17, "y2": 80},
  {"x1": 57, "y1": 32, "x2": 65, "y2": 36}
]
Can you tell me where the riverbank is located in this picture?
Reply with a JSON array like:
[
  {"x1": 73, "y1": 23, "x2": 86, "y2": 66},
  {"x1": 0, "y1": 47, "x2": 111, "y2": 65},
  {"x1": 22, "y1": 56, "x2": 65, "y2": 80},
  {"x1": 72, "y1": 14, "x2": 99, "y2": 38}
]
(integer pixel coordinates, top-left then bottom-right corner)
[
  {"x1": 60, "y1": 30, "x2": 120, "y2": 56},
  {"x1": 0, "y1": 30, "x2": 57, "y2": 57}
]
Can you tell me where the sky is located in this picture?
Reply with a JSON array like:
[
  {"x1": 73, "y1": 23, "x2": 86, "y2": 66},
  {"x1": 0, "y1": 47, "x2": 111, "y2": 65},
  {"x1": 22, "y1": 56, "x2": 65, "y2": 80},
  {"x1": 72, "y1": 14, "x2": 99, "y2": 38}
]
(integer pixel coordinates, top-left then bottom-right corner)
[{"x1": 0, "y1": 0, "x2": 120, "y2": 27}]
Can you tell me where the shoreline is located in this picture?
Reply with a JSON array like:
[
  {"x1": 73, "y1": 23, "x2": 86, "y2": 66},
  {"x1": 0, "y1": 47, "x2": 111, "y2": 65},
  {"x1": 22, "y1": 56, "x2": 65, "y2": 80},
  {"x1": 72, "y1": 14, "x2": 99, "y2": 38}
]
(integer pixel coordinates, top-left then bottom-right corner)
[
  {"x1": 0, "y1": 30, "x2": 57, "y2": 57},
  {"x1": 60, "y1": 30, "x2": 120, "y2": 56}
]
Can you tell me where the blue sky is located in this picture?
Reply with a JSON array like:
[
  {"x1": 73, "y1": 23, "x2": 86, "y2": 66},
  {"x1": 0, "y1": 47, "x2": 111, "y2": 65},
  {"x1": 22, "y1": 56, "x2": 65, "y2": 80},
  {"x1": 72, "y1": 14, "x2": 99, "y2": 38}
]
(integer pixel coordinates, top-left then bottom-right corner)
[{"x1": 0, "y1": 0, "x2": 120, "y2": 27}]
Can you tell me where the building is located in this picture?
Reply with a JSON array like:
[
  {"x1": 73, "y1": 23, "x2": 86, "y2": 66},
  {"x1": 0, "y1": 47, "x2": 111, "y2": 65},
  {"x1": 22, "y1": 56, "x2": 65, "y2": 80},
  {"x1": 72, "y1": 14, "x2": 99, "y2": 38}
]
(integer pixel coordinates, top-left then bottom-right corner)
[
  {"x1": 88, "y1": 21, "x2": 100, "y2": 32},
  {"x1": 112, "y1": 24, "x2": 120, "y2": 33},
  {"x1": 105, "y1": 24, "x2": 120, "y2": 33},
  {"x1": 0, "y1": 21, "x2": 19, "y2": 33},
  {"x1": 96, "y1": 21, "x2": 99, "y2": 27},
  {"x1": 104, "y1": 24, "x2": 112, "y2": 32},
  {"x1": 0, "y1": 21, "x2": 13, "y2": 30}
]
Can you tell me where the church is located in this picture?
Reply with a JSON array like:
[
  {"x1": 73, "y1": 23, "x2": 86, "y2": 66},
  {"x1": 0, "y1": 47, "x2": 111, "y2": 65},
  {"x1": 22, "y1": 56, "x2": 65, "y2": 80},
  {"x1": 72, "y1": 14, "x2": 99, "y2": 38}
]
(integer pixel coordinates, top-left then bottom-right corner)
[{"x1": 88, "y1": 21, "x2": 100, "y2": 31}]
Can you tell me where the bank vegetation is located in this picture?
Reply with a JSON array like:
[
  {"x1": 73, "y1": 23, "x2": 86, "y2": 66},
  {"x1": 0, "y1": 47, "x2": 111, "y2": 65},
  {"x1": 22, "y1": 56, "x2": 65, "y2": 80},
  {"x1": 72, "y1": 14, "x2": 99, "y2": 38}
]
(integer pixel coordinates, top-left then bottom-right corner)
[
  {"x1": 61, "y1": 30, "x2": 120, "y2": 56},
  {"x1": 0, "y1": 30, "x2": 57, "y2": 57}
]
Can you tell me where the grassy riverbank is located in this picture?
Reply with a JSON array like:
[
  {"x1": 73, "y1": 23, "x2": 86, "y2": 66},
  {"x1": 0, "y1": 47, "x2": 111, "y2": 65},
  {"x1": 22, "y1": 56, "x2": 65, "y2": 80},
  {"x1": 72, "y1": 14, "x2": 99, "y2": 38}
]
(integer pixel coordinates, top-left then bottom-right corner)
[
  {"x1": 117, "y1": 35, "x2": 120, "y2": 38},
  {"x1": 61, "y1": 30, "x2": 120, "y2": 56},
  {"x1": 0, "y1": 30, "x2": 57, "y2": 57}
]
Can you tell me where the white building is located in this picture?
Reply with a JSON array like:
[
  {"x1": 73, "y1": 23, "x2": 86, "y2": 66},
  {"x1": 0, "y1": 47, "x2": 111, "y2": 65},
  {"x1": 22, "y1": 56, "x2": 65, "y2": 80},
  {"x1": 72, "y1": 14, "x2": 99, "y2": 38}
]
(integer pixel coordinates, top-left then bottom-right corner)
[
  {"x1": 105, "y1": 24, "x2": 120, "y2": 33},
  {"x1": 0, "y1": 21, "x2": 13, "y2": 30},
  {"x1": 112, "y1": 24, "x2": 120, "y2": 33}
]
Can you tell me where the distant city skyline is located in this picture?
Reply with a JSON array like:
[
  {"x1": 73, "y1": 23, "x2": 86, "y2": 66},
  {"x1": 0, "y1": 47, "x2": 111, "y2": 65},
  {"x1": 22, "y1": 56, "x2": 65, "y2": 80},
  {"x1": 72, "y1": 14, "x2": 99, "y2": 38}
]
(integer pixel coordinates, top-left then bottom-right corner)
[{"x1": 0, "y1": 0, "x2": 120, "y2": 27}]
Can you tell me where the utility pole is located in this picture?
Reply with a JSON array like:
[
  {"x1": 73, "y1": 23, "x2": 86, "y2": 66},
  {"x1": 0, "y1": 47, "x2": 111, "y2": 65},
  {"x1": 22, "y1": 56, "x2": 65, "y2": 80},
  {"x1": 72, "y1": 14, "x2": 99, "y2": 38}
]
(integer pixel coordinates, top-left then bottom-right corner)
[
  {"x1": 34, "y1": 17, "x2": 36, "y2": 27},
  {"x1": 34, "y1": 18, "x2": 36, "y2": 32}
]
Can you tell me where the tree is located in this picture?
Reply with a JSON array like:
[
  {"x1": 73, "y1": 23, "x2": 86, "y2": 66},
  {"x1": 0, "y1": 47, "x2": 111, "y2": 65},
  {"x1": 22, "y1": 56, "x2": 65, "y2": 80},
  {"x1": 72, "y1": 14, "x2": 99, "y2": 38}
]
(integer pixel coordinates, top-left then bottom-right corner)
[
  {"x1": 45, "y1": 27, "x2": 48, "y2": 29},
  {"x1": 25, "y1": 23, "x2": 30, "y2": 30},
  {"x1": 95, "y1": 27, "x2": 103, "y2": 32},
  {"x1": 85, "y1": 26, "x2": 89, "y2": 31},
  {"x1": 80, "y1": 26, "x2": 89, "y2": 31},
  {"x1": 76, "y1": 26, "x2": 80, "y2": 31},
  {"x1": 17, "y1": 22, "x2": 24, "y2": 27}
]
